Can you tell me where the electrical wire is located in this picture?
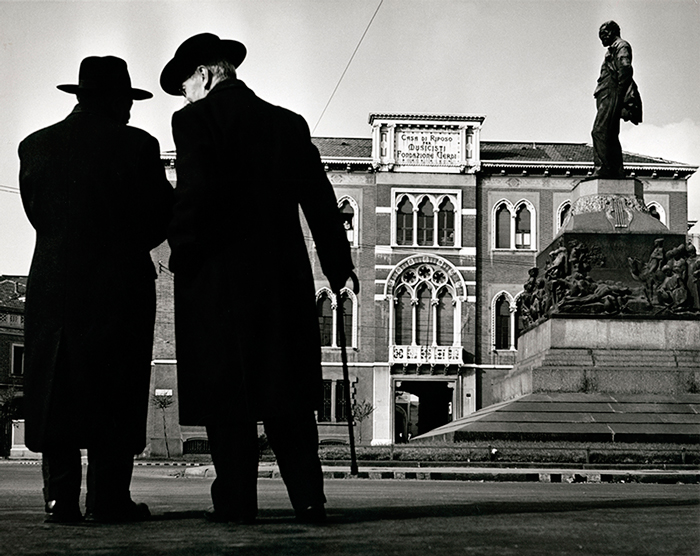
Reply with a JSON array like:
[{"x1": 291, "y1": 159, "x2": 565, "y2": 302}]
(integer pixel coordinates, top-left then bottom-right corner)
[{"x1": 312, "y1": 0, "x2": 384, "y2": 134}]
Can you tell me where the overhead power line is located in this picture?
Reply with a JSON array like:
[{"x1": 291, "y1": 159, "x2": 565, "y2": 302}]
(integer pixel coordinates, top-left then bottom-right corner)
[{"x1": 312, "y1": 0, "x2": 384, "y2": 134}]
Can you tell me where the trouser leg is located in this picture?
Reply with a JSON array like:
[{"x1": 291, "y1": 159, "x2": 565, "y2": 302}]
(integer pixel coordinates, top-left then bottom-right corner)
[
  {"x1": 85, "y1": 446, "x2": 135, "y2": 514},
  {"x1": 592, "y1": 92, "x2": 624, "y2": 179},
  {"x1": 42, "y1": 448, "x2": 82, "y2": 512},
  {"x1": 206, "y1": 415, "x2": 259, "y2": 519},
  {"x1": 264, "y1": 411, "x2": 325, "y2": 511}
]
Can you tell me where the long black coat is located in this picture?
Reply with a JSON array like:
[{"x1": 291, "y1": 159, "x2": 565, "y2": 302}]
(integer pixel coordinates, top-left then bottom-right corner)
[
  {"x1": 19, "y1": 105, "x2": 174, "y2": 453},
  {"x1": 169, "y1": 78, "x2": 353, "y2": 425}
]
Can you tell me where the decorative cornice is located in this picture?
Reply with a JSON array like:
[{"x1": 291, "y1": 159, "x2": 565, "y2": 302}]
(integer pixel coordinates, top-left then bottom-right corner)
[{"x1": 369, "y1": 113, "x2": 486, "y2": 125}]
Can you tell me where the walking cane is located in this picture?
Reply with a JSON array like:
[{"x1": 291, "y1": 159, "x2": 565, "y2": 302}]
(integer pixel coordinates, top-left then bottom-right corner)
[{"x1": 334, "y1": 271, "x2": 360, "y2": 476}]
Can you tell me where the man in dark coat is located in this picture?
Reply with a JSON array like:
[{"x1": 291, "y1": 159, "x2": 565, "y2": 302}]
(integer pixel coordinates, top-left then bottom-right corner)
[
  {"x1": 591, "y1": 20, "x2": 642, "y2": 179},
  {"x1": 160, "y1": 33, "x2": 354, "y2": 523},
  {"x1": 19, "y1": 56, "x2": 174, "y2": 523}
]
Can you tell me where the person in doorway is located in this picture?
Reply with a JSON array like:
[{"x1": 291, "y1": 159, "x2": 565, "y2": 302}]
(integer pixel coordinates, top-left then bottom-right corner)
[
  {"x1": 160, "y1": 33, "x2": 355, "y2": 524},
  {"x1": 19, "y1": 56, "x2": 174, "y2": 523},
  {"x1": 591, "y1": 20, "x2": 642, "y2": 179}
]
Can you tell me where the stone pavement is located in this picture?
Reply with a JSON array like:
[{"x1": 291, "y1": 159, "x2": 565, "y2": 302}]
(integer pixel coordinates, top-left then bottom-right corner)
[{"x1": 1, "y1": 462, "x2": 699, "y2": 555}]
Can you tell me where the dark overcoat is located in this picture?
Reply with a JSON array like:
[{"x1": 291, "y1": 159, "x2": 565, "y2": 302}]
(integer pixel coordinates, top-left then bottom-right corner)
[
  {"x1": 19, "y1": 105, "x2": 174, "y2": 453},
  {"x1": 169, "y1": 78, "x2": 353, "y2": 425}
]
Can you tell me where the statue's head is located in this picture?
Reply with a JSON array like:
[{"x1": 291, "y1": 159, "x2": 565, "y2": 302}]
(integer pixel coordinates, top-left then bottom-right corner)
[{"x1": 599, "y1": 21, "x2": 620, "y2": 47}]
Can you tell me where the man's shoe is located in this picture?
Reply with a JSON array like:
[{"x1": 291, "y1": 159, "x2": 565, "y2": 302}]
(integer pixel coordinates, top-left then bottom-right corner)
[
  {"x1": 85, "y1": 501, "x2": 150, "y2": 523},
  {"x1": 204, "y1": 509, "x2": 256, "y2": 524},
  {"x1": 295, "y1": 505, "x2": 326, "y2": 523},
  {"x1": 44, "y1": 500, "x2": 84, "y2": 524}
]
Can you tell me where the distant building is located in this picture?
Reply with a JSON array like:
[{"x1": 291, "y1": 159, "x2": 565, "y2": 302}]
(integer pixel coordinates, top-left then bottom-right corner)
[
  {"x1": 145, "y1": 112, "x2": 696, "y2": 453},
  {"x1": 0, "y1": 276, "x2": 26, "y2": 457}
]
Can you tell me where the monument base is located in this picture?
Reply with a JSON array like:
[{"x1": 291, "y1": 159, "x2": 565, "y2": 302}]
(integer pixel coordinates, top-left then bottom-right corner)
[
  {"x1": 413, "y1": 318, "x2": 700, "y2": 444},
  {"x1": 413, "y1": 179, "x2": 700, "y2": 444}
]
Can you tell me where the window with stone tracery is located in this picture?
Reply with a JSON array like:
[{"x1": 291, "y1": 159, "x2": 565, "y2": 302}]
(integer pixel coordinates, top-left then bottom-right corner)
[
  {"x1": 492, "y1": 292, "x2": 523, "y2": 351},
  {"x1": 493, "y1": 200, "x2": 537, "y2": 251},
  {"x1": 393, "y1": 191, "x2": 461, "y2": 248},
  {"x1": 392, "y1": 264, "x2": 456, "y2": 347},
  {"x1": 315, "y1": 288, "x2": 357, "y2": 348}
]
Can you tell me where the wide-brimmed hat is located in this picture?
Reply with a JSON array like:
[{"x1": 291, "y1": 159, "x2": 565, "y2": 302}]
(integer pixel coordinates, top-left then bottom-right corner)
[
  {"x1": 160, "y1": 33, "x2": 247, "y2": 96},
  {"x1": 57, "y1": 56, "x2": 152, "y2": 100}
]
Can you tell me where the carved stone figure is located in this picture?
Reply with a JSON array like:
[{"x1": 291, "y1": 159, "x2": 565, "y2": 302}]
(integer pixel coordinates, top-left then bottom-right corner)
[{"x1": 520, "y1": 238, "x2": 699, "y2": 332}]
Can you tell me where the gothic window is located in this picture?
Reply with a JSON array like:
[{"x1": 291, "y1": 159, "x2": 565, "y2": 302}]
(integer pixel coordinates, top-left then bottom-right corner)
[
  {"x1": 396, "y1": 196, "x2": 414, "y2": 246},
  {"x1": 558, "y1": 201, "x2": 572, "y2": 229},
  {"x1": 495, "y1": 203, "x2": 511, "y2": 248},
  {"x1": 316, "y1": 289, "x2": 358, "y2": 348},
  {"x1": 392, "y1": 191, "x2": 461, "y2": 248},
  {"x1": 339, "y1": 200, "x2": 355, "y2": 244},
  {"x1": 415, "y1": 283, "x2": 432, "y2": 345},
  {"x1": 646, "y1": 202, "x2": 666, "y2": 225},
  {"x1": 437, "y1": 198, "x2": 455, "y2": 246},
  {"x1": 394, "y1": 286, "x2": 413, "y2": 345},
  {"x1": 515, "y1": 205, "x2": 531, "y2": 249},
  {"x1": 515, "y1": 306, "x2": 525, "y2": 350},
  {"x1": 341, "y1": 292, "x2": 353, "y2": 346},
  {"x1": 494, "y1": 200, "x2": 536, "y2": 250},
  {"x1": 495, "y1": 295, "x2": 511, "y2": 350},
  {"x1": 436, "y1": 288, "x2": 454, "y2": 346},
  {"x1": 392, "y1": 263, "x2": 460, "y2": 348},
  {"x1": 417, "y1": 197, "x2": 434, "y2": 246},
  {"x1": 317, "y1": 294, "x2": 333, "y2": 347}
]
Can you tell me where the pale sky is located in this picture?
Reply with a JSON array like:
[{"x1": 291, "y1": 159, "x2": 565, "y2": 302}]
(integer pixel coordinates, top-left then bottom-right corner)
[{"x1": 1, "y1": 0, "x2": 699, "y2": 275}]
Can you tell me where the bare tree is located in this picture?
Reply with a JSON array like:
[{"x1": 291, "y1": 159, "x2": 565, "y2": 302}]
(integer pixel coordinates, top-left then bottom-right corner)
[{"x1": 352, "y1": 399, "x2": 375, "y2": 444}]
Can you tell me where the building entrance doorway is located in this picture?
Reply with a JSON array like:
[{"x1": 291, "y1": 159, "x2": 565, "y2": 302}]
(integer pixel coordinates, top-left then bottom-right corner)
[{"x1": 394, "y1": 380, "x2": 454, "y2": 443}]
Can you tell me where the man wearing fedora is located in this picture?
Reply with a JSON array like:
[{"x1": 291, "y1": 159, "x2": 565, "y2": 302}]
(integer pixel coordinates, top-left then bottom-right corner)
[
  {"x1": 19, "y1": 56, "x2": 173, "y2": 523},
  {"x1": 161, "y1": 33, "x2": 354, "y2": 523}
]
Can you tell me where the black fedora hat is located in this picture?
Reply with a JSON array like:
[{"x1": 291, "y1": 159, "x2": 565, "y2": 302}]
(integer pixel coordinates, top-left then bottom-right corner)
[
  {"x1": 160, "y1": 33, "x2": 246, "y2": 96},
  {"x1": 57, "y1": 56, "x2": 152, "y2": 100}
]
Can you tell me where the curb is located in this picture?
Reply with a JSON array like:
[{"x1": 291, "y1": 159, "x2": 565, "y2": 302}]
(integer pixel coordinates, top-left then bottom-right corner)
[{"x1": 180, "y1": 465, "x2": 700, "y2": 484}]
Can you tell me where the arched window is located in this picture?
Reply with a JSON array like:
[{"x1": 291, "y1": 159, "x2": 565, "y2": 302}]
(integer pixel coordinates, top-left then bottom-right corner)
[
  {"x1": 646, "y1": 202, "x2": 666, "y2": 226},
  {"x1": 436, "y1": 288, "x2": 454, "y2": 346},
  {"x1": 339, "y1": 200, "x2": 355, "y2": 244},
  {"x1": 396, "y1": 196, "x2": 414, "y2": 246},
  {"x1": 437, "y1": 198, "x2": 455, "y2": 246},
  {"x1": 515, "y1": 205, "x2": 531, "y2": 249},
  {"x1": 341, "y1": 292, "x2": 353, "y2": 346},
  {"x1": 395, "y1": 286, "x2": 413, "y2": 345},
  {"x1": 317, "y1": 293, "x2": 333, "y2": 347},
  {"x1": 495, "y1": 295, "x2": 511, "y2": 350},
  {"x1": 415, "y1": 284, "x2": 432, "y2": 345},
  {"x1": 417, "y1": 197, "x2": 434, "y2": 246},
  {"x1": 558, "y1": 201, "x2": 572, "y2": 229},
  {"x1": 316, "y1": 288, "x2": 358, "y2": 348},
  {"x1": 495, "y1": 204, "x2": 511, "y2": 248}
]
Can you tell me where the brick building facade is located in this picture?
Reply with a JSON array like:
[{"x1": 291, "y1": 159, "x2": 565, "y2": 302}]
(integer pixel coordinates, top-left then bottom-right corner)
[{"x1": 145, "y1": 112, "x2": 697, "y2": 454}]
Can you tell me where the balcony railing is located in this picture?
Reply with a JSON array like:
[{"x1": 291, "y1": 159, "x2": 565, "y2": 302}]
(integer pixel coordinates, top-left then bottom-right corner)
[
  {"x1": 0, "y1": 312, "x2": 24, "y2": 329},
  {"x1": 390, "y1": 345, "x2": 463, "y2": 365}
]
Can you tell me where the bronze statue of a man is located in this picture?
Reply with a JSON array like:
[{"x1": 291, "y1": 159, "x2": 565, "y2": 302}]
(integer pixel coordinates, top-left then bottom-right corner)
[{"x1": 591, "y1": 20, "x2": 642, "y2": 179}]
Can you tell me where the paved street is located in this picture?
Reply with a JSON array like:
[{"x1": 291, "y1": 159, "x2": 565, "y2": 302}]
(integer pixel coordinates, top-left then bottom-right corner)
[{"x1": 0, "y1": 463, "x2": 698, "y2": 555}]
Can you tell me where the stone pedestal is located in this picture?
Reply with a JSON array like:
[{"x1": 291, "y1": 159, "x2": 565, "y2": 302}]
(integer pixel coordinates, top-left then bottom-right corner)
[
  {"x1": 490, "y1": 317, "x2": 700, "y2": 404},
  {"x1": 539, "y1": 179, "x2": 686, "y2": 289}
]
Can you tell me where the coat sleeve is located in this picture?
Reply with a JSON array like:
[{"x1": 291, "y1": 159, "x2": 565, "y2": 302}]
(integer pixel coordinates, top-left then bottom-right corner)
[
  {"x1": 294, "y1": 115, "x2": 355, "y2": 292},
  {"x1": 167, "y1": 106, "x2": 214, "y2": 278},
  {"x1": 134, "y1": 133, "x2": 175, "y2": 251}
]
